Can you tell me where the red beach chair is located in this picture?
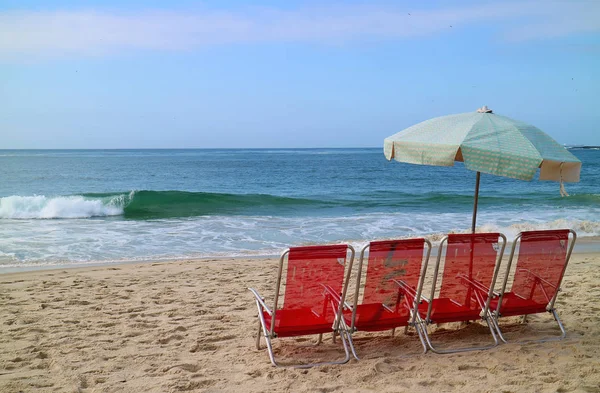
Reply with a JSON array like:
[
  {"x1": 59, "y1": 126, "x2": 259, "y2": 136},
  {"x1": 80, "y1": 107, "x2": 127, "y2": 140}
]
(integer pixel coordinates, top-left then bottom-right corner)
[
  {"x1": 417, "y1": 233, "x2": 506, "y2": 353},
  {"x1": 335, "y1": 238, "x2": 431, "y2": 359},
  {"x1": 248, "y1": 244, "x2": 355, "y2": 368},
  {"x1": 489, "y1": 229, "x2": 576, "y2": 343}
]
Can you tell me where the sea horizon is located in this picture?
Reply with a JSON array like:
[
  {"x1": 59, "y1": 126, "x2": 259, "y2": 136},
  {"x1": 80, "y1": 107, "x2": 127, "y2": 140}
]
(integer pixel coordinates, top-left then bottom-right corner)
[{"x1": 2, "y1": 145, "x2": 599, "y2": 150}]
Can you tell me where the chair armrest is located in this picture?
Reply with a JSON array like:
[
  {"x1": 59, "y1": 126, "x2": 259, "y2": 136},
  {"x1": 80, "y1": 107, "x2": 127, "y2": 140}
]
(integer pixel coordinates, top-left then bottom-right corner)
[
  {"x1": 457, "y1": 274, "x2": 500, "y2": 297},
  {"x1": 517, "y1": 268, "x2": 558, "y2": 290},
  {"x1": 248, "y1": 288, "x2": 273, "y2": 315},
  {"x1": 392, "y1": 279, "x2": 429, "y2": 303},
  {"x1": 321, "y1": 284, "x2": 353, "y2": 310},
  {"x1": 393, "y1": 279, "x2": 416, "y2": 297}
]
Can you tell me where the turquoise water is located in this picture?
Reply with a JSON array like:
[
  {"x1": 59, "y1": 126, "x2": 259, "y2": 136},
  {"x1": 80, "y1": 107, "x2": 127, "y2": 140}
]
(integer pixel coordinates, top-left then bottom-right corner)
[{"x1": 1, "y1": 148, "x2": 598, "y2": 269}]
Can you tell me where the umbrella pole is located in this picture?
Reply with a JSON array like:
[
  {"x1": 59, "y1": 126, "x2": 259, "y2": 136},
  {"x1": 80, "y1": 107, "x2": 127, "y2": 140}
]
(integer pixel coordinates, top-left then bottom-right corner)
[{"x1": 471, "y1": 172, "x2": 481, "y2": 234}]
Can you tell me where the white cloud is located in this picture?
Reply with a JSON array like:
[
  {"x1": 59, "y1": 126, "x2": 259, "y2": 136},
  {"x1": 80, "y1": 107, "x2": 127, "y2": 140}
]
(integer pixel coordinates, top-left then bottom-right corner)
[{"x1": 0, "y1": 1, "x2": 598, "y2": 59}]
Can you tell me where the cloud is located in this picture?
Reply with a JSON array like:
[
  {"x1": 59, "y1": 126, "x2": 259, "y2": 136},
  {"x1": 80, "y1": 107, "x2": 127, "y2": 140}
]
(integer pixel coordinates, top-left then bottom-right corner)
[{"x1": 0, "y1": 1, "x2": 598, "y2": 59}]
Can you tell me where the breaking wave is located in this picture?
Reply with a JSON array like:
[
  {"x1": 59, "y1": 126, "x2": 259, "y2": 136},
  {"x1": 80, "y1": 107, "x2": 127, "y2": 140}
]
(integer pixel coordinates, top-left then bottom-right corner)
[
  {"x1": 1, "y1": 190, "x2": 600, "y2": 220},
  {"x1": 0, "y1": 191, "x2": 326, "y2": 219},
  {"x1": 0, "y1": 194, "x2": 124, "y2": 219}
]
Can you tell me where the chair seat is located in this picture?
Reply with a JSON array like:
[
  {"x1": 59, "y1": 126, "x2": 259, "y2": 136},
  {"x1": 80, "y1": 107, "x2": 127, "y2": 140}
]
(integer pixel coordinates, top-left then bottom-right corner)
[
  {"x1": 264, "y1": 308, "x2": 335, "y2": 338},
  {"x1": 419, "y1": 298, "x2": 482, "y2": 324},
  {"x1": 348, "y1": 303, "x2": 411, "y2": 332},
  {"x1": 489, "y1": 292, "x2": 547, "y2": 317}
]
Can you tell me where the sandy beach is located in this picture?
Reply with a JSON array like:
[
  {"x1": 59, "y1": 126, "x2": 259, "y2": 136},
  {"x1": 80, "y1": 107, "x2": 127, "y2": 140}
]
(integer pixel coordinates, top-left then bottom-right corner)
[
  {"x1": 3, "y1": 1, "x2": 598, "y2": 391},
  {"x1": 1, "y1": 251, "x2": 599, "y2": 393}
]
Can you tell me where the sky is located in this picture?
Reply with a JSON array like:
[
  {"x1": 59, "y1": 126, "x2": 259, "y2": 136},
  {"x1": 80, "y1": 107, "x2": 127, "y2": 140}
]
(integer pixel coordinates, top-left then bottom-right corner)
[{"x1": 1, "y1": 0, "x2": 599, "y2": 149}]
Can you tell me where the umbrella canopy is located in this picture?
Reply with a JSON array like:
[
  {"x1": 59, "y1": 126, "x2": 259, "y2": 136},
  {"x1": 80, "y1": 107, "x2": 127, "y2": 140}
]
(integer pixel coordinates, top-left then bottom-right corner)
[
  {"x1": 384, "y1": 107, "x2": 581, "y2": 183},
  {"x1": 384, "y1": 106, "x2": 582, "y2": 232}
]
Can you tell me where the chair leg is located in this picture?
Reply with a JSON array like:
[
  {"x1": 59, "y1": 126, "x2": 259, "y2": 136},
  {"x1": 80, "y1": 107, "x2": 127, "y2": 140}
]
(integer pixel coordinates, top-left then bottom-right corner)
[
  {"x1": 258, "y1": 321, "x2": 352, "y2": 367},
  {"x1": 251, "y1": 300, "x2": 280, "y2": 367},
  {"x1": 420, "y1": 317, "x2": 499, "y2": 354},
  {"x1": 335, "y1": 318, "x2": 360, "y2": 361},
  {"x1": 337, "y1": 318, "x2": 359, "y2": 361},
  {"x1": 521, "y1": 315, "x2": 528, "y2": 324},
  {"x1": 251, "y1": 299, "x2": 352, "y2": 368},
  {"x1": 271, "y1": 330, "x2": 350, "y2": 369},
  {"x1": 345, "y1": 331, "x2": 360, "y2": 360},
  {"x1": 412, "y1": 321, "x2": 429, "y2": 354},
  {"x1": 489, "y1": 316, "x2": 508, "y2": 343},
  {"x1": 493, "y1": 310, "x2": 567, "y2": 344},
  {"x1": 263, "y1": 334, "x2": 279, "y2": 367},
  {"x1": 256, "y1": 320, "x2": 263, "y2": 350},
  {"x1": 552, "y1": 310, "x2": 567, "y2": 340}
]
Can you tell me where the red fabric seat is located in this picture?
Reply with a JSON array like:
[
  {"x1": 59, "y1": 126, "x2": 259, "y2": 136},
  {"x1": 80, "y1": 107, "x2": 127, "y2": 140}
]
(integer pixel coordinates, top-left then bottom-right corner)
[
  {"x1": 418, "y1": 298, "x2": 482, "y2": 324},
  {"x1": 494, "y1": 230, "x2": 571, "y2": 318},
  {"x1": 348, "y1": 303, "x2": 411, "y2": 331},
  {"x1": 489, "y1": 230, "x2": 575, "y2": 343},
  {"x1": 423, "y1": 233, "x2": 501, "y2": 324},
  {"x1": 264, "y1": 244, "x2": 348, "y2": 338},
  {"x1": 263, "y1": 308, "x2": 335, "y2": 338},
  {"x1": 413, "y1": 233, "x2": 505, "y2": 353},
  {"x1": 249, "y1": 244, "x2": 355, "y2": 366},
  {"x1": 347, "y1": 239, "x2": 427, "y2": 333},
  {"x1": 489, "y1": 293, "x2": 547, "y2": 317}
]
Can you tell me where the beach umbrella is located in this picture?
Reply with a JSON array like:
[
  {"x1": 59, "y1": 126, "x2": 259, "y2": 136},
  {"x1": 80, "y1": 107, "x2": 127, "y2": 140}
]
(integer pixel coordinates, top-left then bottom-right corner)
[{"x1": 384, "y1": 106, "x2": 581, "y2": 233}]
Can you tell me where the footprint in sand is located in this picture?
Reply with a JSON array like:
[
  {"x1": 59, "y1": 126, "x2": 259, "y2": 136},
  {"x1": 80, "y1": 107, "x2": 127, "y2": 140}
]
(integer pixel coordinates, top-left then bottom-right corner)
[
  {"x1": 157, "y1": 334, "x2": 185, "y2": 344},
  {"x1": 163, "y1": 363, "x2": 202, "y2": 373},
  {"x1": 171, "y1": 379, "x2": 216, "y2": 391},
  {"x1": 373, "y1": 360, "x2": 402, "y2": 373},
  {"x1": 190, "y1": 343, "x2": 218, "y2": 352}
]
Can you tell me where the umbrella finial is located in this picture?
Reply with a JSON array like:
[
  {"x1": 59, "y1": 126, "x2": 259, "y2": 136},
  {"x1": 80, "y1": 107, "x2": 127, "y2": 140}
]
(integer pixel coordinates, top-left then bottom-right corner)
[{"x1": 477, "y1": 105, "x2": 493, "y2": 113}]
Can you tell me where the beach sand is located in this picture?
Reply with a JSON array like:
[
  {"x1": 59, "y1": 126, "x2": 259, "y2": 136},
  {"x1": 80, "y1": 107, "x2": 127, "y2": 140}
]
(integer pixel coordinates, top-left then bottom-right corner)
[{"x1": 1, "y1": 252, "x2": 599, "y2": 393}]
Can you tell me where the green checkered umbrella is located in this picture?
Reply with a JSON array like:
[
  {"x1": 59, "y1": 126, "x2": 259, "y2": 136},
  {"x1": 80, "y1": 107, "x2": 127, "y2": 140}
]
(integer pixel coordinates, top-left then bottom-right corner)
[{"x1": 384, "y1": 106, "x2": 582, "y2": 232}]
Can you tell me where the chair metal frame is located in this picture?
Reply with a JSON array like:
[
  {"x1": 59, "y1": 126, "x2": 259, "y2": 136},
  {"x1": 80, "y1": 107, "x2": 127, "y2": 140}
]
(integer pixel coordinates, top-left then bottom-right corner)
[
  {"x1": 489, "y1": 229, "x2": 576, "y2": 344},
  {"x1": 337, "y1": 239, "x2": 432, "y2": 359},
  {"x1": 248, "y1": 245, "x2": 356, "y2": 368},
  {"x1": 416, "y1": 233, "x2": 507, "y2": 354}
]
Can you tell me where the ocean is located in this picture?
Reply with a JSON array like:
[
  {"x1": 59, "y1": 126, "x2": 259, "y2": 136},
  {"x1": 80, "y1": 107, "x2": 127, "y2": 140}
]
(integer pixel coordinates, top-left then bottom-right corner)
[{"x1": 1, "y1": 148, "x2": 598, "y2": 271}]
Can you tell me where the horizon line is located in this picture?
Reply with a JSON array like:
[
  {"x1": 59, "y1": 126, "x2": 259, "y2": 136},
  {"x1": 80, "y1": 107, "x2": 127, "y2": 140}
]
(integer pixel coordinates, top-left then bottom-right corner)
[
  {"x1": 0, "y1": 147, "x2": 384, "y2": 150},
  {"x1": 1, "y1": 145, "x2": 596, "y2": 151}
]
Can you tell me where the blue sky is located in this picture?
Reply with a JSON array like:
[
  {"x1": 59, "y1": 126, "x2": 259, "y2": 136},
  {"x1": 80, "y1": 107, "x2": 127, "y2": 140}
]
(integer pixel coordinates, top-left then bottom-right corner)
[{"x1": 1, "y1": 0, "x2": 599, "y2": 148}]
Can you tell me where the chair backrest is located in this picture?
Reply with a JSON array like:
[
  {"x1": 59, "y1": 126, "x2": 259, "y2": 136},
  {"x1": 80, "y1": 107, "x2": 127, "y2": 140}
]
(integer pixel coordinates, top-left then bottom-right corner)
[
  {"x1": 503, "y1": 229, "x2": 575, "y2": 310},
  {"x1": 359, "y1": 239, "x2": 428, "y2": 307},
  {"x1": 429, "y1": 233, "x2": 505, "y2": 318},
  {"x1": 277, "y1": 244, "x2": 350, "y2": 311}
]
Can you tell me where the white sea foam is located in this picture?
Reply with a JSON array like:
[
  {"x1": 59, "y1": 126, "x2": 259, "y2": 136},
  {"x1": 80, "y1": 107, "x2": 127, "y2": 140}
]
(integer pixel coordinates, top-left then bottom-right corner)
[
  {"x1": 0, "y1": 195, "x2": 124, "y2": 219},
  {"x1": 0, "y1": 210, "x2": 598, "y2": 270},
  {"x1": 477, "y1": 220, "x2": 600, "y2": 239}
]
